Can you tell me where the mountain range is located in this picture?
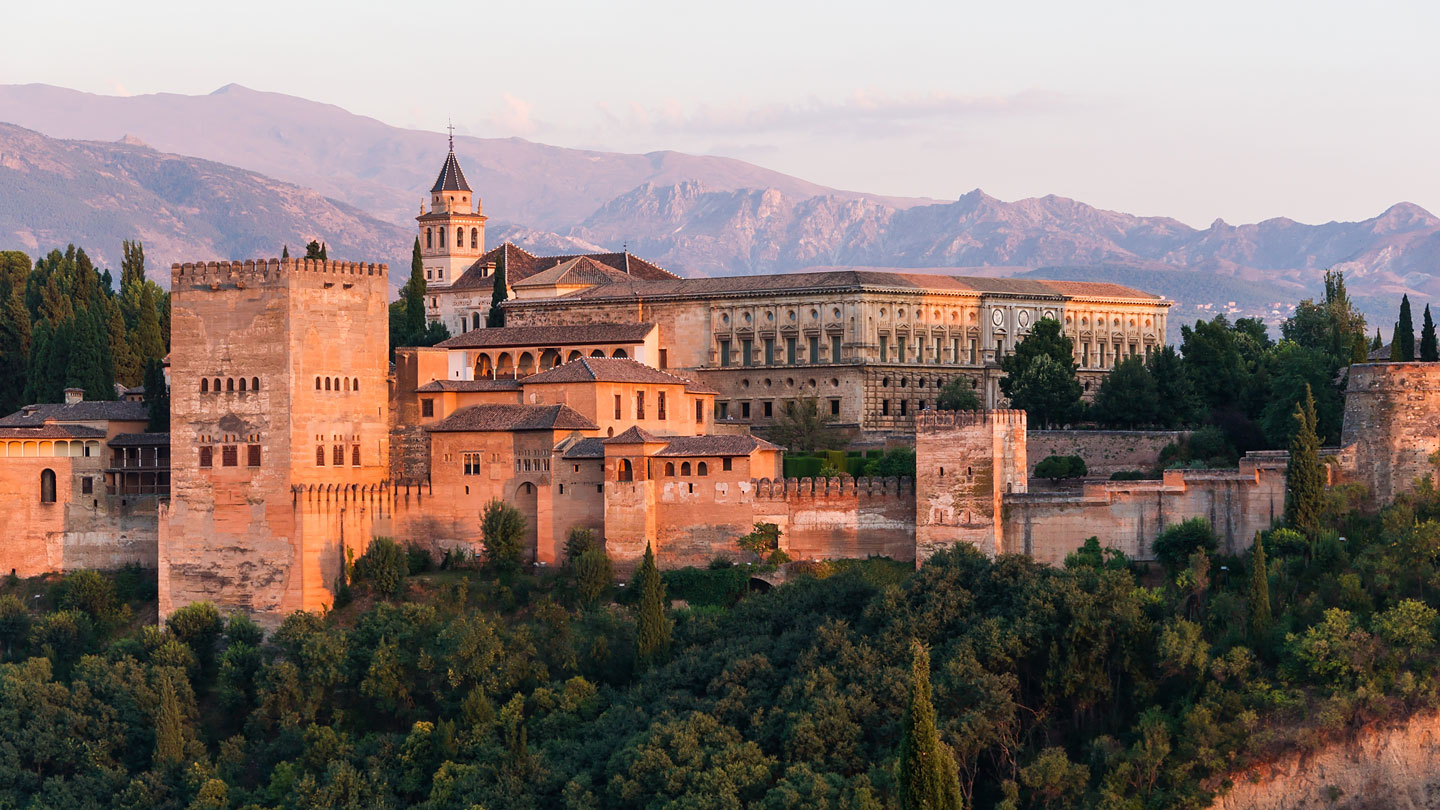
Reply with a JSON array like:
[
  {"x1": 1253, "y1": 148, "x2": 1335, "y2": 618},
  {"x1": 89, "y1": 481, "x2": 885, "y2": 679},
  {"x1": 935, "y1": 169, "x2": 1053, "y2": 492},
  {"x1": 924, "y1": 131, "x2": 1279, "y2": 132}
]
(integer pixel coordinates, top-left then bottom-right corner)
[{"x1": 1, "y1": 82, "x2": 1437, "y2": 327}]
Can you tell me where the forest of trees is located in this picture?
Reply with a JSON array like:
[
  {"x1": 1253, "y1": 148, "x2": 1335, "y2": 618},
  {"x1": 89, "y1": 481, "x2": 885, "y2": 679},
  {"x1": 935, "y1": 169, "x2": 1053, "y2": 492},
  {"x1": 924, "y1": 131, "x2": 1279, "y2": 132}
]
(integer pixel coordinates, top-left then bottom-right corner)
[{"x1": 0, "y1": 242, "x2": 170, "y2": 414}]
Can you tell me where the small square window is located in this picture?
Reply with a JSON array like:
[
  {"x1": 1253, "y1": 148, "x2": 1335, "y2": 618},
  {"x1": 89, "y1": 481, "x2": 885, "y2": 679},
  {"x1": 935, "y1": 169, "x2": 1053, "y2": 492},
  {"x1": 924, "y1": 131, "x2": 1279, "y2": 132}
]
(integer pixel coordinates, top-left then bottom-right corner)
[
  {"x1": 722, "y1": 458, "x2": 732, "y2": 472},
  {"x1": 421, "y1": 398, "x2": 434, "y2": 418},
  {"x1": 352, "y1": 445, "x2": 361, "y2": 467},
  {"x1": 222, "y1": 445, "x2": 238, "y2": 467},
  {"x1": 81, "y1": 477, "x2": 93, "y2": 494},
  {"x1": 247, "y1": 445, "x2": 261, "y2": 467},
  {"x1": 333, "y1": 445, "x2": 344, "y2": 466}
]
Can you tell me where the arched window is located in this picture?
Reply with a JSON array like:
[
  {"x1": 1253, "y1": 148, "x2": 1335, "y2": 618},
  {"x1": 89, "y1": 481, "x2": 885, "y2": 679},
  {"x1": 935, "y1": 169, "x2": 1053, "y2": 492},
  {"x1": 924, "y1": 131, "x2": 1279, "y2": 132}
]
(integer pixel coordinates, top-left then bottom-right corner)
[
  {"x1": 472, "y1": 312, "x2": 480, "y2": 331},
  {"x1": 471, "y1": 228, "x2": 478, "y2": 249},
  {"x1": 226, "y1": 378, "x2": 234, "y2": 392},
  {"x1": 353, "y1": 379, "x2": 359, "y2": 392},
  {"x1": 324, "y1": 378, "x2": 331, "y2": 391},
  {"x1": 315, "y1": 377, "x2": 322, "y2": 390},
  {"x1": 252, "y1": 377, "x2": 260, "y2": 391},
  {"x1": 200, "y1": 379, "x2": 208, "y2": 393},
  {"x1": 344, "y1": 378, "x2": 350, "y2": 392},
  {"x1": 612, "y1": 348, "x2": 628, "y2": 359},
  {"x1": 40, "y1": 469, "x2": 56, "y2": 503},
  {"x1": 213, "y1": 378, "x2": 221, "y2": 392},
  {"x1": 439, "y1": 227, "x2": 446, "y2": 248},
  {"x1": 681, "y1": 462, "x2": 692, "y2": 476},
  {"x1": 590, "y1": 349, "x2": 605, "y2": 358},
  {"x1": 239, "y1": 377, "x2": 247, "y2": 392},
  {"x1": 567, "y1": 350, "x2": 582, "y2": 362},
  {"x1": 665, "y1": 462, "x2": 675, "y2": 476},
  {"x1": 697, "y1": 462, "x2": 708, "y2": 476},
  {"x1": 426, "y1": 227, "x2": 432, "y2": 249},
  {"x1": 617, "y1": 459, "x2": 633, "y2": 482},
  {"x1": 457, "y1": 227, "x2": 463, "y2": 247},
  {"x1": 522, "y1": 482, "x2": 533, "y2": 495}
]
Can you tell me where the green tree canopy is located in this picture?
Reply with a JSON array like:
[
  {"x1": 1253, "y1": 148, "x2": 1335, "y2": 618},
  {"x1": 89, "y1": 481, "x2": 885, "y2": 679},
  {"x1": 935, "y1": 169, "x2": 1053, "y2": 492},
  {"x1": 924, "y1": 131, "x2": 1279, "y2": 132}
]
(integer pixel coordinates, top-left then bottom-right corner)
[
  {"x1": 1006, "y1": 354, "x2": 1081, "y2": 429},
  {"x1": 896, "y1": 641, "x2": 962, "y2": 810},
  {"x1": 936, "y1": 377, "x2": 981, "y2": 411},
  {"x1": 1091, "y1": 355, "x2": 1158, "y2": 427},
  {"x1": 1284, "y1": 384, "x2": 1325, "y2": 537}
]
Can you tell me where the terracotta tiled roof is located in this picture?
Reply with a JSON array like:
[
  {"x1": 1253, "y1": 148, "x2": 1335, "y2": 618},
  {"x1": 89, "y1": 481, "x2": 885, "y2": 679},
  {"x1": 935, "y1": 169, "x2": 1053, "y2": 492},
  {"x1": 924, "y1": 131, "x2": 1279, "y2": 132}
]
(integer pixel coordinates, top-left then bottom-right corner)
[
  {"x1": 560, "y1": 437, "x2": 607, "y2": 459},
  {"x1": 504, "y1": 269, "x2": 1163, "y2": 304},
  {"x1": 604, "y1": 425, "x2": 664, "y2": 444},
  {"x1": 431, "y1": 150, "x2": 471, "y2": 193},
  {"x1": 0, "y1": 400, "x2": 150, "y2": 427},
  {"x1": 684, "y1": 380, "x2": 720, "y2": 395},
  {"x1": 0, "y1": 424, "x2": 107, "y2": 439},
  {"x1": 512, "y1": 256, "x2": 634, "y2": 288},
  {"x1": 434, "y1": 323, "x2": 654, "y2": 350},
  {"x1": 109, "y1": 432, "x2": 170, "y2": 447},
  {"x1": 446, "y1": 243, "x2": 678, "y2": 291},
  {"x1": 415, "y1": 379, "x2": 522, "y2": 393},
  {"x1": 523, "y1": 357, "x2": 696, "y2": 387},
  {"x1": 426, "y1": 404, "x2": 597, "y2": 433},
  {"x1": 653, "y1": 435, "x2": 781, "y2": 457}
]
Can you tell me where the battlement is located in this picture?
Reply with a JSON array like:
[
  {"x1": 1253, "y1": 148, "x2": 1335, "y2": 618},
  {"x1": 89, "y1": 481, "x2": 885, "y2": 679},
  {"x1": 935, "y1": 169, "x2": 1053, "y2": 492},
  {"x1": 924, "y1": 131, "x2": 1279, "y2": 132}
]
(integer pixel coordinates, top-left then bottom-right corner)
[
  {"x1": 916, "y1": 408, "x2": 1027, "y2": 430},
  {"x1": 171, "y1": 258, "x2": 389, "y2": 288},
  {"x1": 752, "y1": 475, "x2": 913, "y2": 499}
]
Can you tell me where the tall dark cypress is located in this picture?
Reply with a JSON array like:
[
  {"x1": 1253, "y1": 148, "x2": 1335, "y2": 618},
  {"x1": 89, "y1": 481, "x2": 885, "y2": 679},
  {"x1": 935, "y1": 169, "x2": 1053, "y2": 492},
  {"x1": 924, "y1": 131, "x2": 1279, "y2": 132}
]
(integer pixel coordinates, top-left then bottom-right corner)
[
  {"x1": 487, "y1": 250, "x2": 508, "y2": 328},
  {"x1": 1398, "y1": 295, "x2": 1416, "y2": 361},
  {"x1": 896, "y1": 641, "x2": 963, "y2": 810},
  {"x1": 405, "y1": 237, "x2": 427, "y2": 341},
  {"x1": 1248, "y1": 533, "x2": 1272, "y2": 640},
  {"x1": 634, "y1": 543, "x2": 671, "y2": 670},
  {"x1": 144, "y1": 358, "x2": 169, "y2": 432},
  {"x1": 1422, "y1": 305, "x2": 1438, "y2": 361},
  {"x1": 1284, "y1": 384, "x2": 1324, "y2": 538},
  {"x1": 1371, "y1": 329, "x2": 1383, "y2": 351}
]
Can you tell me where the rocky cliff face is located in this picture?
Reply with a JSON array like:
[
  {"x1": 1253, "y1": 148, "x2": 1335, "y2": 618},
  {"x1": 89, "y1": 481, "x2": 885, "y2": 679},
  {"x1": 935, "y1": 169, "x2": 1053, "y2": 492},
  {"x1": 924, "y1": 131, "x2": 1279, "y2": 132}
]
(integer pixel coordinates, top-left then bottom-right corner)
[{"x1": 1211, "y1": 708, "x2": 1440, "y2": 810}]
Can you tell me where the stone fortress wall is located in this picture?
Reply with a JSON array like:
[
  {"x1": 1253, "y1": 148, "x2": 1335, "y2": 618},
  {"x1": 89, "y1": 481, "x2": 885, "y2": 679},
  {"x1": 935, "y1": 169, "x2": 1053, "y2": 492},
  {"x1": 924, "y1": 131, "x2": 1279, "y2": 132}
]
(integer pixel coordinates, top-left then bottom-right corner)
[
  {"x1": 1338, "y1": 362, "x2": 1440, "y2": 505},
  {"x1": 1027, "y1": 430, "x2": 1189, "y2": 478}
]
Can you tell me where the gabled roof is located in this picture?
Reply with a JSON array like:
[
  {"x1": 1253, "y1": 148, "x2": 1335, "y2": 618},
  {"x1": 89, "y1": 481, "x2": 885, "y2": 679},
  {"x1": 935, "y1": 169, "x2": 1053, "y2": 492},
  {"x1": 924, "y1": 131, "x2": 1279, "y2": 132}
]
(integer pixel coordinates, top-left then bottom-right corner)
[
  {"x1": 604, "y1": 425, "x2": 664, "y2": 444},
  {"x1": 653, "y1": 435, "x2": 782, "y2": 457},
  {"x1": 431, "y1": 150, "x2": 471, "y2": 193},
  {"x1": 523, "y1": 357, "x2": 695, "y2": 387},
  {"x1": 446, "y1": 243, "x2": 678, "y2": 291},
  {"x1": 560, "y1": 436, "x2": 607, "y2": 459},
  {"x1": 434, "y1": 323, "x2": 654, "y2": 350},
  {"x1": 0, "y1": 400, "x2": 150, "y2": 427},
  {"x1": 109, "y1": 432, "x2": 170, "y2": 447},
  {"x1": 426, "y1": 404, "x2": 597, "y2": 433},
  {"x1": 415, "y1": 379, "x2": 522, "y2": 393},
  {"x1": 512, "y1": 256, "x2": 634, "y2": 289}
]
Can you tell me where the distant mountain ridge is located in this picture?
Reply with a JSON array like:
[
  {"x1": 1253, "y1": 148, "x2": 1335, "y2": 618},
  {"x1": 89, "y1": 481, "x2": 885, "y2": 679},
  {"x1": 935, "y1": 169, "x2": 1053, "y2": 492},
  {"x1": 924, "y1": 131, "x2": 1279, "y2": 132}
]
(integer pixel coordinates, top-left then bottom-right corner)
[{"x1": 1, "y1": 82, "x2": 1438, "y2": 326}]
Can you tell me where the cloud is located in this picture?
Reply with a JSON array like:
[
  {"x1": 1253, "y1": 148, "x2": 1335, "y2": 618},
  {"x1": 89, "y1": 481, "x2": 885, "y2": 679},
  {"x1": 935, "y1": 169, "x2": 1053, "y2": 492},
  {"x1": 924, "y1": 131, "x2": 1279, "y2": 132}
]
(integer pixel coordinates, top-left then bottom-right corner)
[
  {"x1": 111, "y1": 81, "x2": 131, "y2": 97},
  {"x1": 495, "y1": 93, "x2": 538, "y2": 136},
  {"x1": 596, "y1": 88, "x2": 1066, "y2": 139}
]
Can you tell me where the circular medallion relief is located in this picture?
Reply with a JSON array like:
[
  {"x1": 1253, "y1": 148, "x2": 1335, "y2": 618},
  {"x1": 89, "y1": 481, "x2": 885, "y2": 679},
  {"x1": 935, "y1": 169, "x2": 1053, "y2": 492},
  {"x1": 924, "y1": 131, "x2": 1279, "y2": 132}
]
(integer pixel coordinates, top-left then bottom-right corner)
[
  {"x1": 1043, "y1": 309, "x2": 1056, "y2": 320},
  {"x1": 1018, "y1": 310, "x2": 1031, "y2": 328},
  {"x1": 991, "y1": 309, "x2": 1004, "y2": 327}
]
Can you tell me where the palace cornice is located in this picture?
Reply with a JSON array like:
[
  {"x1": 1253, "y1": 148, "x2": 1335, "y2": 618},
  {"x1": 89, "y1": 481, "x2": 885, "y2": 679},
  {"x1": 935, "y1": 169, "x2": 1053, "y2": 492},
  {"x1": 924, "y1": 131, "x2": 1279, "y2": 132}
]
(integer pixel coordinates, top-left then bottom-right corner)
[{"x1": 501, "y1": 283, "x2": 1163, "y2": 309}]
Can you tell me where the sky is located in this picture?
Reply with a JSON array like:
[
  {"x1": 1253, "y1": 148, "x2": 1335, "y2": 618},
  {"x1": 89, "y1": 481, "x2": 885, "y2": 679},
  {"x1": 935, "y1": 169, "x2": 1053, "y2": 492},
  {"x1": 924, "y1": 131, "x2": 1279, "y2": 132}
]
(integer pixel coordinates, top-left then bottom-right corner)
[{"x1": 3, "y1": 0, "x2": 1437, "y2": 227}]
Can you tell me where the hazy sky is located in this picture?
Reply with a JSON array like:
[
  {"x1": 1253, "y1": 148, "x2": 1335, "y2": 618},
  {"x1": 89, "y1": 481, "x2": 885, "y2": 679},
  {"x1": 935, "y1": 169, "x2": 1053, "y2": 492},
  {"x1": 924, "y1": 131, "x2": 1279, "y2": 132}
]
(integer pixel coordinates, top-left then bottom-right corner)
[{"x1": 4, "y1": 0, "x2": 1437, "y2": 226}]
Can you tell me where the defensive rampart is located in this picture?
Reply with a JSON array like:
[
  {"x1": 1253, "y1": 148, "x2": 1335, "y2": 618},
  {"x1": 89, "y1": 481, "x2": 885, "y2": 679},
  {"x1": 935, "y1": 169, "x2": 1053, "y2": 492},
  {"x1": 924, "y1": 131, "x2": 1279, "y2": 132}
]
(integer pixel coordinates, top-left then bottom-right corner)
[
  {"x1": 1028, "y1": 429, "x2": 1187, "y2": 477},
  {"x1": 1339, "y1": 362, "x2": 1440, "y2": 504}
]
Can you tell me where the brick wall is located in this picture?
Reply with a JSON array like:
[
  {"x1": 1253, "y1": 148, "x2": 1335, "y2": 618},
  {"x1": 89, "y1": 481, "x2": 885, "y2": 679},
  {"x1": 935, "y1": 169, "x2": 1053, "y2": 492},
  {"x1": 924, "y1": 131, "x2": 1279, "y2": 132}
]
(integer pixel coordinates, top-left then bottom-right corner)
[{"x1": 1028, "y1": 430, "x2": 1188, "y2": 477}]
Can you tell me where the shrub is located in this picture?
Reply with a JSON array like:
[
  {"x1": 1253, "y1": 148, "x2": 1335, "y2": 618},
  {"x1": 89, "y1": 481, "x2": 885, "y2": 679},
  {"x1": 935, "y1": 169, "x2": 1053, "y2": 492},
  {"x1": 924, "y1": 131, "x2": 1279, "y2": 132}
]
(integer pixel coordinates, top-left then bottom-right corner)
[
  {"x1": 60, "y1": 570, "x2": 119, "y2": 627},
  {"x1": 737, "y1": 522, "x2": 788, "y2": 564},
  {"x1": 822, "y1": 449, "x2": 848, "y2": 472},
  {"x1": 661, "y1": 566, "x2": 749, "y2": 607},
  {"x1": 572, "y1": 548, "x2": 613, "y2": 607},
  {"x1": 481, "y1": 499, "x2": 527, "y2": 573},
  {"x1": 1152, "y1": 518, "x2": 1217, "y2": 575},
  {"x1": 1109, "y1": 470, "x2": 1157, "y2": 481},
  {"x1": 1035, "y1": 455, "x2": 1088, "y2": 479},
  {"x1": 783, "y1": 455, "x2": 824, "y2": 479},
  {"x1": 353, "y1": 537, "x2": 409, "y2": 598},
  {"x1": 406, "y1": 545, "x2": 436, "y2": 575},
  {"x1": 864, "y1": 446, "x2": 916, "y2": 478},
  {"x1": 565, "y1": 527, "x2": 598, "y2": 561}
]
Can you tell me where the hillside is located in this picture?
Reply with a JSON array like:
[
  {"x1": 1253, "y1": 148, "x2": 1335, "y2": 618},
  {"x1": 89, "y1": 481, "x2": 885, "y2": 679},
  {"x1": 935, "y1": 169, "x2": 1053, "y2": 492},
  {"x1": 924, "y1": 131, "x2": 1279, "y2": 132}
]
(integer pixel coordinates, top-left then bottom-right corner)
[{"x1": 0, "y1": 122, "x2": 412, "y2": 273}]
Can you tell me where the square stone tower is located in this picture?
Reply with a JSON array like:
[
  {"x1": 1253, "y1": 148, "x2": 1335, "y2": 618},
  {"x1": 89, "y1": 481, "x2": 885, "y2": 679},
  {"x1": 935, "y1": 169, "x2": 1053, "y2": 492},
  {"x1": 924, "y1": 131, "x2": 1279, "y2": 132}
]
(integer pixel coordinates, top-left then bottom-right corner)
[
  {"x1": 914, "y1": 409, "x2": 1027, "y2": 562},
  {"x1": 160, "y1": 258, "x2": 389, "y2": 622}
]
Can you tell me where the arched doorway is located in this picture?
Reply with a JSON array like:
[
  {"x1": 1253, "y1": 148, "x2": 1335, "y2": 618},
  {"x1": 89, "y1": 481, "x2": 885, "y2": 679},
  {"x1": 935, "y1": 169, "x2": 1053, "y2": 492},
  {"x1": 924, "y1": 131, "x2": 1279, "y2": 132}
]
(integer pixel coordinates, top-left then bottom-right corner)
[
  {"x1": 617, "y1": 459, "x2": 633, "y2": 482},
  {"x1": 475, "y1": 354, "x2": 494, "y2": 379}
]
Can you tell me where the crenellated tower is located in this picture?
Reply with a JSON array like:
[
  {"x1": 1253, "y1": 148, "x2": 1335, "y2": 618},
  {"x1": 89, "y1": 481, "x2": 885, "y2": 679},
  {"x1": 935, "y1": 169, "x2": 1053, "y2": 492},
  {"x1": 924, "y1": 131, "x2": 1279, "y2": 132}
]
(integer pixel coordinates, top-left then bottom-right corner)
[{"x1": 417, "y1": 131, "x2": 487, "y2": 289}]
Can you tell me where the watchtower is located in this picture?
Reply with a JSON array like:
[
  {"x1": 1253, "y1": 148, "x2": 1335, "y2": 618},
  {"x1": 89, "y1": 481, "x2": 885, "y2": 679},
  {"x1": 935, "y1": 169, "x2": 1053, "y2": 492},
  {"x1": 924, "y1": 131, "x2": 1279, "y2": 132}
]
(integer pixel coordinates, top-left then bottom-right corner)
[
  {"x1": 913, "y1": 409, "x2": 1027, "y2": 562},
  {"x1": 160, "y1": 258, "x2": 390, "y2": 623},
  {"x1": 417, "y1": 134, "x2": 487, "y2": 289}
]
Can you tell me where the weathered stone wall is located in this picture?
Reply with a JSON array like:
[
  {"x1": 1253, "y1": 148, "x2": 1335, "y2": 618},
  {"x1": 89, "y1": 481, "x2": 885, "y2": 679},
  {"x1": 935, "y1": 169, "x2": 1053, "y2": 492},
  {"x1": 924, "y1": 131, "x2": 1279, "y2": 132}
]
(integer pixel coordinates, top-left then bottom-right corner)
[
  {"x1": 755, "y1": 477, "x2": 915, "y2": 563},
  {"x1": 1003, "y1": 453, "x2": 1287, "y2": 564},
  {"x1": 914, "y1": 409, "x2": 1027, "y2": 562},
  {"x1": 1340, "y1": 362, "x2": 1440, "y2": 505},
  {"x1": 1028, "y1": 430, "x2": 1187, "y2": 477}
]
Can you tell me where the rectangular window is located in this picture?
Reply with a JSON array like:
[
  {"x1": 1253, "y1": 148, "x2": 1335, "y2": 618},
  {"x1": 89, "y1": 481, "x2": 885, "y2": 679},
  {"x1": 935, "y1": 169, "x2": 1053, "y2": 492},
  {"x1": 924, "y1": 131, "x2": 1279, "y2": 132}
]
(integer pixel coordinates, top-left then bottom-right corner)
[
  {"x1": 463, "y1": 452, "x2": 482, "y2": 475},
  {"x1": 200, "y1": 446, "x2": 214, "y2": 468},
  {"x1": 658, "y1": 391, "x2": 667, "y2": 420},
  {"x1": 882, "y1": 399, "x2": 890, "y2": 416},
  {"x1": 718, "y1": 402, "x2": 729, "y2": 419},
  {"x1": 1082, "y1": 343, "x2": 1090, "y2": 367},
  {"x1": 352, "y1": 445, "x2": 361, "y2": 467},
  {"x1": 659, "y1": 348, "x2": 668, "y2": 369},
  {"x1": 880, "y1": 336, "x2": 889, "y2": 363},
  {"x1": 969, "y1": 339, "x2": 977, "y2": 364},
  {"x1": 935, "y1": 338, "x2": 943, "y2": 364},
  {"x1": 636, "y1": 391, "x2": 646, "y2": 419},
  {"x1": 81, "y1": 477, "x2": 93, "y2": 494},
  {"x1": 831, "y1": 335, "x2": 842, "y2": 363},
  {"x1": 764, "y1": 338, "x2": 775, "y2": 365},
  {"x1": 742, "y1": 339, "x2": 753, "y2": 366},
  {"x1": 952, "y1": 337, "x2": 961, "y2": 364},
  {"x1": 722, "y1": 457, "x2": 733, "y2": 472},
  {"x1": 900, "y1": 400, "x2": 908, "y2": 417},
  {"x1": 614, "y1": 393, "x2": 622, "y2": 419},
  {"x1": 808, "y1": 336, "x2": 819, "y2": 363},
  {"x1": 695, "y1": 399, "x2": 704, "y2": 422},
  {"x1": 315, "y1": 446, "x2": 325, "y2": 466},
  {"x1": 222, "y1": 445, "x2": 238, "y2": 467},
  {"x1": 996, "y1": 339, "x2": 1005, "y2": 357},
  {"x1": 333, "y1": 445, "x2": 344, "y2": 466},
  {"x1": 786, "y1": 337, "x2": 797, "y2": 365},
  {"x1": 741, "y1": 401, "x2": 751, "y2": 419},
  {"x1": 247, "y1": 445, "x2": 261, "y2": 467},
  {"x1": 897, "y1": 336, "x2": 907, "y2": 363},
  {"x1": 830, "y1": 398, "x2": 840, "y2": 416},
  {"x1": 763, "y1": 401, "x2": 773, "y2": 418},
  {"x1": 719, "y1": 340, "x2": 731, "y2": 366},
  {"x1": 421, "y1": 398, "x2": 434, "y2": 418}
]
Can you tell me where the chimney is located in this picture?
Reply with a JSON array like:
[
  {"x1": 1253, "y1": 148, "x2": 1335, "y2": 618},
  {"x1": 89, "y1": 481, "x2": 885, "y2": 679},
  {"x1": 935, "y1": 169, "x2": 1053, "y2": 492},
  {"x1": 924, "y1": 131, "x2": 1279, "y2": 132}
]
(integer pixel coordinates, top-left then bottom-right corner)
[
  {"x1": 485, "y1": 261, "x2": 497, "y2": 276},
  {"x1": 64, "y1": 388, "x2": 84, "y2": 405}
]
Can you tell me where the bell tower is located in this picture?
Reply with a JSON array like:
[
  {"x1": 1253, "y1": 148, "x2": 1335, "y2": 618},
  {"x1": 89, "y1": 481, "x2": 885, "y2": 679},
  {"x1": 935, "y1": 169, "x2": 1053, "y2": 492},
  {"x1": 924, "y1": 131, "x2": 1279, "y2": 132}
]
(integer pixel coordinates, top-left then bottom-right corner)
[{"x1": 417, "y1": 126, "x2": 487, "y2": 288}]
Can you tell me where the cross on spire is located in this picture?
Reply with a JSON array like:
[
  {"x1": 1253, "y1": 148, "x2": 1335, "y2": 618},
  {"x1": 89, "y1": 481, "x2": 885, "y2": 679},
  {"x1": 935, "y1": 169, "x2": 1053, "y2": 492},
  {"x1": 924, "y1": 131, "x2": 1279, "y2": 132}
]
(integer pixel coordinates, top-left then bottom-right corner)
[{"x1": 447, "y1": 118, "x2": 454, "y2": 152}]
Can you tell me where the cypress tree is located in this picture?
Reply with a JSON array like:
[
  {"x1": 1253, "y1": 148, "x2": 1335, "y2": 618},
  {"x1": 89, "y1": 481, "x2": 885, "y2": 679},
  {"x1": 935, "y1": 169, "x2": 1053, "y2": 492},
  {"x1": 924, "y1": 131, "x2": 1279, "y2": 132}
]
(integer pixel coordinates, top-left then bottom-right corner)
[
  {"x1": 487, "y1": 251, "x2": 507, "y2": 328},
  {"x1": 896, "y1": 641, "x2": 963, "y2": 810},
  {"x1": 1390, "y1": 324, "x2": 1402, "y2": 361},
  {"x1": 1422, "y1": 305, "x2": 1439, "y2": 361},
  {"x1": 320, "y1": 242, "x2": 328, "y2": 261},
  {"x1": 134, "y1": 283, "x2": 165, "y2": 366},
  {"x1": 1371, "y1": 329, "x2": 1383, "y2": 351},
  {"x1": 281, "y1": 244, "x2": 289, "y2": 259},
  {"x1": 1247, "y1": 533, "x2": 1271, "y2": 640},
  {"x1": 106, "y1": 301, "x2": 141, "y2": 387},
  {"x1": 120, "y1": 239, "x2": 145, "y2": 289},
  {"x1": 67, "y1": 307, "x2": 113, "y2": 400},
  {"x1": 144, "y1": 358, "x2": 169, "y2": 432},
  {"x1": 304, "y1": 240, "x2": 323, "y2": 260},
  {"x1": 405, "y1": 237, "x2": 426, "y2": 341},
  {"x1": 154, "y1": 670, "x2": 185, "y2": 766},
  {"x1": 1398, "y1": 295, "x2": 1416, "y2": 360},
  {"x1": 0, "y1": 288, "x2": 31, "y2": 413},
  {"x1": 634, "y1": 543, "x2": 671, "y2": 670},
  {"x1": 1284, "y1": 384, "x2": 1325, "y2": 538}
]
